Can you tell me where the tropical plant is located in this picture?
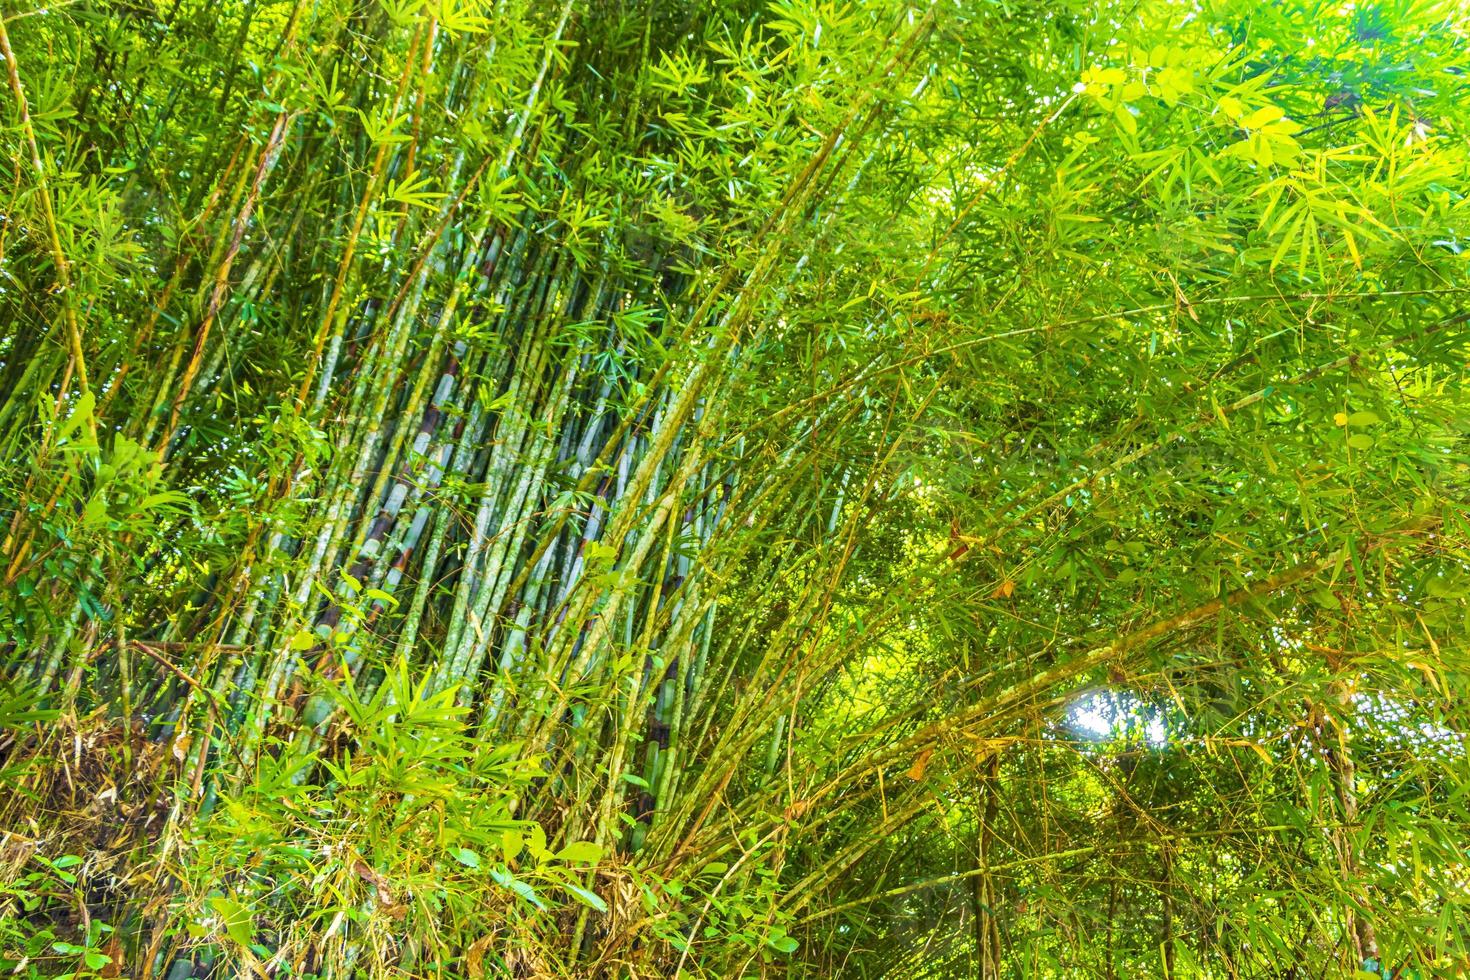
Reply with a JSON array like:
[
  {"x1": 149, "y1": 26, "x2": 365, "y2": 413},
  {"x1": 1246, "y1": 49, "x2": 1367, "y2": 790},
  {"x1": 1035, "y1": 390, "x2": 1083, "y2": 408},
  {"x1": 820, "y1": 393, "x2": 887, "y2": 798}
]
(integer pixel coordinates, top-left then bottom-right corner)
[{"x1": 1, "y1": 0, "x2": 1467, "y2": 976}]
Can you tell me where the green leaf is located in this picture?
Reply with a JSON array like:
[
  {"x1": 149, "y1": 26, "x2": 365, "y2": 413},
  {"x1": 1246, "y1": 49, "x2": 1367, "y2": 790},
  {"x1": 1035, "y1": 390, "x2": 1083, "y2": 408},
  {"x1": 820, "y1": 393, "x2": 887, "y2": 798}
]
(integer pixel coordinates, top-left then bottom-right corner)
[
  {"x1": 1426, "y1": 576, "x2": 1457, "y2": 598},
  {"x1": 364, "y1": 587, "x2": 399, "y2": 608},
  {"x1": 208, "y1": 897, "x2": 254, "y2": 949},
  {"x1": 557, "y1": 841, "x2": 604, "y2": 864},
  {"x1": 1241, "y1": 105, "x2": 1285, "y2": 128},
  {"x1": 490, "y1": 866, "x2": 547, "y2": 910},
  {"x1": 453, "y1": 847, "x2": 481, "y2": 868},
  {"x1": 585, "y1": 540, "x2": 619, "y2": 567},
  {"x1": 385, "y1": 170, "x2": 446, "y2": 210},
  {"x1": 1114, "y1": 104, "x2": 1137, "y2": 136},
  {"x1": 563, "y1": 882, "x2": 608, "y2": 913}
]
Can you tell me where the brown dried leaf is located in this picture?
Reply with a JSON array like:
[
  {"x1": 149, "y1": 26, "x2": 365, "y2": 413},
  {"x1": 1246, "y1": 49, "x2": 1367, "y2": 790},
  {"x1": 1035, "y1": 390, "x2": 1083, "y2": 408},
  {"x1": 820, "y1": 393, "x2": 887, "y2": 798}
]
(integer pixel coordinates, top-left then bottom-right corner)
[{"x1": 466, "y1": 935, "x2": 494, "y2": 980}]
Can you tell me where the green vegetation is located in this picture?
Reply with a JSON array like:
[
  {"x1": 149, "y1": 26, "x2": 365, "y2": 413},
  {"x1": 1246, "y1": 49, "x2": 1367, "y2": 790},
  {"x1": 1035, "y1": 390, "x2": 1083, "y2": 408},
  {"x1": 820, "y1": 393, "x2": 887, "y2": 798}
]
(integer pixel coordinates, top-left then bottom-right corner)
[{"x1": 1, "y1": 0, "x2": 1468, "y2": 975}]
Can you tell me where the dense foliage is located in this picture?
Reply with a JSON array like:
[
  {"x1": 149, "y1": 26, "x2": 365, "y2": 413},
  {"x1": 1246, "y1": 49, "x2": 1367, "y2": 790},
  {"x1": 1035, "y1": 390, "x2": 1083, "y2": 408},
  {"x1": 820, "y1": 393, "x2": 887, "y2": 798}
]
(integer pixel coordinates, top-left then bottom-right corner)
[{"x1": 1, "y1": 0, "x2": 1468, "y2": 976}]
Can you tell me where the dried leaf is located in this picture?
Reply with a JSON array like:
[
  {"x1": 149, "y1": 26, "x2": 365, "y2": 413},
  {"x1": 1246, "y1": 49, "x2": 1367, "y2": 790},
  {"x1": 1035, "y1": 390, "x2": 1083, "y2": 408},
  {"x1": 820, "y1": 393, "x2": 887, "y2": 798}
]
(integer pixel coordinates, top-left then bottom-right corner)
[
  {"x1": 906, "y1": 747, "x2": 934, "y2": 781},
  {"x1": 466, "y1": 935, "x2": 494, "y2": 980}
]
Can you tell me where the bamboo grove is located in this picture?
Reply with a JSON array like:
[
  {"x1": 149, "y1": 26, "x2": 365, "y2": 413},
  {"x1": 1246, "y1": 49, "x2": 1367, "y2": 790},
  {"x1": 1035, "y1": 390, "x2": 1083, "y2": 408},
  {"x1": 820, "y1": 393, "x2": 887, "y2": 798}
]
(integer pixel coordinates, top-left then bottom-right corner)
[{"x1": 1, "y1": 0, "x2": 1469, "y2": 975}]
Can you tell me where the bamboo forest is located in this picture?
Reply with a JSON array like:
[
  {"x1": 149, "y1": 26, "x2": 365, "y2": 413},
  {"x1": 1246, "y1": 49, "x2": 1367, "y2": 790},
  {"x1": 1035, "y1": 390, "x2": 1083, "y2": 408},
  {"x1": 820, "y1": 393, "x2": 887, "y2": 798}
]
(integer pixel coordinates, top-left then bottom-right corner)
[{"x1": 2, "y1": 0, "x2": 1469, "y2": 975}]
